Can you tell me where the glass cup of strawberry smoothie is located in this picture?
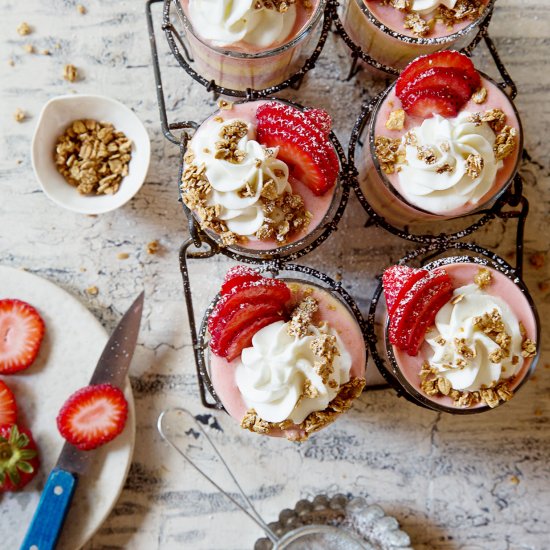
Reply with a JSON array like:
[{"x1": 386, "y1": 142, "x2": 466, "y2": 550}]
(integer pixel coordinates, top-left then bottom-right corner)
[
  {"x1": 380, "y1": 256, "x2": 539, "y2": 414},
  {"x1": 340, "y1": 0, "x2": 493, "y2": 72},
  {"x1": 353, "y1": 71, "x2": 522, "y2": 233},
  {"x1": 202, "y1": 267, "x2": 367, "y2": 441},
  {"x1": 181, "y1": 98, "x2": 344, "y2": 261},
  {"x1": 175, "y1": 0, "x2": 325, "y2": 92}
]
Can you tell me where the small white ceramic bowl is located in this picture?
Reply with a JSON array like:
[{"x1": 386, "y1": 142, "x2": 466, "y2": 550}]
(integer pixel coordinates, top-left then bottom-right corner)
[{"x1": 32, "y1": 94, "x2": 151, "y2": 214}]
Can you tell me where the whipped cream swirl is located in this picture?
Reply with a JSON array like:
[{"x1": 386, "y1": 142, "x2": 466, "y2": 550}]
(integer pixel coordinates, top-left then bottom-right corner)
[
  {"x1": 408, "y1": 0, "x2": 457, "y2": 15},
  {"x1": 235, "y1": 320, "x2": 352, "y2": 423},
  {"x1": 188, "y1": 0, "x2": 298, "y2": 49},
  {"x1": 396, "y1": 112, "x2": 502, "y2": 214},
  {"x1": 425, "y1": 284, "x2": 523, "y2": 392},
  {"x1": 191, "y1": 117, "x2": 291, "y2": 236}
]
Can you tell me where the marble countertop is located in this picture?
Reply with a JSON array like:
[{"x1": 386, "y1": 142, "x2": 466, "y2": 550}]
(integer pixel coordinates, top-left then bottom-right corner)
[{"x1": 1, "y1": 0, "x2": 549, "y2": 548}]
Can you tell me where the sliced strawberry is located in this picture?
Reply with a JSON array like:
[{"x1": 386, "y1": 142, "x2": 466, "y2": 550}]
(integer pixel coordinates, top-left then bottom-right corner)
[
  {"x1": 220, "y1": 266, "x2": 262, "y2": 296},
  {"x1": 0, "y1": 424, "x2": 39, "y2": 491},
  {"x1": 57, "y1": 383, "x2": 128, "y2": 451},
  {"x1": 382, "y1": 266, "x2": 428, "y2": 315},
  {"x1": 401, "y1": 86, "x2": 463, "y2": 118},
  {"x1": 399, "y1": 67, "x2": 474, "y2": 107},
  {"x1": 210, "y1": 301, "x2": 285, "y2": 358},
  {"x1": 407, "y1": 281, "x2": 453, "y2": 355},
  {"x1": 226, "y1": 315, "x2": 284, "y2": 362},
  {"x1": 396, "y1": 51, "x2": 481, "y2": 97},
  {"x1": 0, "y1": 299, "x2": 45, "y2": 374},
  {"x1": 303, "y1": 108, "x2": 333, "y2": 136},
  {"x1": 256, "y1": 102, "x2": 339, "y2": 195},
  {"x1": 388, "y1": 269, "x2": 451, "y2": 350},
  {"x1": 0, "y1": 381, "x2": 17, "y2": 426},
  {"x1": 208, "y1": 278, "x2": 291, "y2": 335}
]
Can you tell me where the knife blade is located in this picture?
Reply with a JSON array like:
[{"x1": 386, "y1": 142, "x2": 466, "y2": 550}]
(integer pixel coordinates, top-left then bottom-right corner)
[{"x1": 20, "y1": 291, "x2": 144, "y2": 550}]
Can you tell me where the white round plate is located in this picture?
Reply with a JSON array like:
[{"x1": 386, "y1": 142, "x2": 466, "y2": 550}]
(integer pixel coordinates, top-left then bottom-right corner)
[
  {"x1": 31, "y1": 94, "x2": 150, "y2": 214},
  {"x1": 0, "y1": 265, "x2": 136, "y2": 550}
]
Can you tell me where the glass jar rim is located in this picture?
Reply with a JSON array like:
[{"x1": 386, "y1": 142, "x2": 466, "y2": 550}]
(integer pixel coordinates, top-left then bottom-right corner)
[
  {"x1": 364, "y1": 71, "x2": 524, "y2": 220},
  {"x1": 354, "y1": 0, "x2": 494, "y2": 45},
  {"x1": 383, "y1": 255, "x2": 540, "y2": 415},
  {"x1": 176, "y1": 0, "x2": 326, "y2": 59}
]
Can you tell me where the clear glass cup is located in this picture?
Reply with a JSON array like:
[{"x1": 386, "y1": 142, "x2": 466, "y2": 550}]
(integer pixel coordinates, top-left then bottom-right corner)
[
  {"x1": 353, "y1": 72, "x2": 523, "y2": 234},
  {"x1": 340, "y1": 0, "x2": 494, "y2": 72},
  {"x1": 182, "y1": 98, "x2": 346, "y2": 262},
  {"x1": 174, "y1": 0, "x2": 326, "y2": 91},
  {"x1": 379, "y1": 255, "x2": 540, "y2": 414}
]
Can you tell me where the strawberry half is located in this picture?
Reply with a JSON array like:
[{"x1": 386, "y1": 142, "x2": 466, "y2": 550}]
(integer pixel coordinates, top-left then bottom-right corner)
[
  {"x1": 401, "y1": 87, "x2": 464, "y2": 118},
  {"x1": 303, "y1": 108, "x2": 333, "y2": 136},
  {"x1": 406, "y1": 281, "x2": 453, "y2": 355},
  {"x1": 220, "y1": 266, "x2": 262, "y2": 296},
  {"x1": 396, "y1": 51, "x2": 481, "y2": 98},
  {"x1": 225, "y1": 315, "x2": 285, "y2": 362},
  {"x1": 382, "y1": 266, "x2": 428, "y2": 315},
  {"x1": 0, "y1": 381, "x2": 17, "y2": 426},
  {"x1": 0, "y1": 424, "x2": 40, "y2": 492},
  {"x1": 388, "y1": 269, "x2": 451, "y2": 350},
  {"x1": 57, "y1": 384, "x2": 128, "y2": 451},
  {"x1": 256, "y1": 103, "x2": 339, "y2": 196},
  {"x1": 208, "y1": 278, "x2": 291, "y2": 335},
  {"x1": 210, "y1": 301, "x2": 285, "y2": 358},
  {"x1": 0, "y1": 299, "x2": 45, "y2": 374},
  {"x1": 399, "y1": 67, "x2": 474, "y2": 107}
]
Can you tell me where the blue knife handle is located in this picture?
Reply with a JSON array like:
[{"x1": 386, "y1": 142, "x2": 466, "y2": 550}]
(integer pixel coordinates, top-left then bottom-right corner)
[{"x1": 20, "y1": 468, "x2": 78, "y2": 550}]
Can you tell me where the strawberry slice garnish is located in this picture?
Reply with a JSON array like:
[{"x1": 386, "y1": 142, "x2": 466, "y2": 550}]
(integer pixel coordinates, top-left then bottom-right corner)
[
  {"x1": 225, "y1": 315, "x2": 285, "y2": 362},
  {"x1": 401, "y1": 87, "x2": 464, "y2": 118},
  {"x1": 220, "y1": 266, "x2": 262, "y2": 296},
  {"x1": 399, "y1": 67, "x2": 474, "y2": 107},
  {"x1": 406, "y1": 281, "x2": 453, "y2": 355},
  {"x1": 396, "y1": 51, "x2": 481, "y2": 98},
  {"x1": 256, "y1": 102, "x2": 339, "y2": 196},
  {"x1": 0, "y1": 381, "x2": 17, "y2": 426},
  {"x1": 56, "y1": 383, "x2": 128, "y2": 451},
  {"x1": 208, "y1": 278, "x2": 291, "y2": 335},
  {"x1": 382, "y1": 266, "x2": 428, "y2": 315},
  {"x1": 0, "y1": 424, "x2": 39, "y2": 492},
  {"x1": 0, "y1": 299, "x2": 45, "y2": 374},
  {"x1": 388, "y1": 269, "x2": 452, "y2": 351},
  {"x1": 303, "y1": 108, "x2": 333, "y2": 136},
  {"x1": 210, "y1": 301, "x2": 285, "y2": 358}
]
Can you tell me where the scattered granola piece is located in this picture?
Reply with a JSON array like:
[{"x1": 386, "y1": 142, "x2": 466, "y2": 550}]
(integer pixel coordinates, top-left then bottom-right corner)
[
  {"x1": 40, "y1": 49, "x2": 51, "y2": 56},
  {"x1": 385, "y1": 109, "x2": 406, "y2": 131},
  {"x1": 509, "y1": 475, "x2": 520, "y2": 485},
  {"x1": 474, "y1": 267, "x2": 492, "y2": 288},
  {"x1": 521, "y1": 339, "x2": 537, "y2": 358},
  {"x1": 455, "y1": 338, "x2": 476, "y2": 358},
  {"x1": 86, "y1": 286, "x2": 98, "y2": 296},
  {"x1": 466, "y1": 153, "x2": 484, "y2": 179},
  {"x1": 287, "y1": 296, "x2": 318, "y2": 338},
  {"x1": 436, "y1": 163, "x2": 453, "y2": 174},
  {"x1": 17, "y1": 22, "x2": 32, "y2": 36},
  {"x1": 471, "y1": 87, "x2": 487, "y2": 104},
  {"x1": 147, "y1": 240, "x2": 159, "y2": 255},
  {"x1": 450, "y1": 294, "x2": 464, "y2": 305},
  {"x1": 8, "y1": 58, "x2": 15, "y2": 67},
  {"x1": 480, "y1": 387, "x2": 499, "y2": 408},
  {"x1": 374, "y1": 136, "x2": 403, "y2": 174},
  {"x1": 437, "y1": 377, "x2": 452, "y2": 396},
  {"x1": 417, "y1": 146, "x2": 437, "y2": 165},
  {"x1": 13, "y1": 108, "x2": 26, "y2": 123},
  {"x1": 23, "y1": 44, "x2": 35, "y2": 54},
  {"x1": 494, "y1": 125, "x2": 517, "y2": 161},
  {"x1": 117, "y1": 252, "x2": 129, "y2": 260},
  {"x1": 77, "y1": 4, "x2": 87, "y2": 14},
  {"x1": 435, "y1": 336, "x2": 446, "y2": 346},
  {"x1": 404, "y1": 12, "x2": 430, "y2": 37},
  {"x1": 217, "y1": 99, "x2": 233, "y2": 110},
  {"x1": 63, "y1": 64, "x2": 78, "y2": 82}
]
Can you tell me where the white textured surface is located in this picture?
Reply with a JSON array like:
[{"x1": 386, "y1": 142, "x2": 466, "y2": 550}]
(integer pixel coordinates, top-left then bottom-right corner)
[{"x1": 1, "y1": 1, "x2": 549, "y2": 549}]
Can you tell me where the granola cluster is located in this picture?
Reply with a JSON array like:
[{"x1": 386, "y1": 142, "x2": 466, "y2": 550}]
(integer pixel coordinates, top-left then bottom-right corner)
[
  {"x1": 241, "y1": 377, "x2": 366, "y2": 441},
  {"x1": 181, "y1": 114, "x2": 311, "y2": 247},
  {"x1": 374, "y1": 136, "x2": 405, "y2": 174},
  {"x1": 418, "y1": 267, "x2": 537, "y2": 408},
  {"x1": 382, "y1": 0, "x2": 485, "y2": 37},
  {"x1": 54, "y1": 119, "x2": 132, "y2": 195},
  {"x1": 255, "y1": 0, "x2": 312, "y2": 12},
  {"x1": 468, "y1": 108, "x2": 518, "y2": 161}
]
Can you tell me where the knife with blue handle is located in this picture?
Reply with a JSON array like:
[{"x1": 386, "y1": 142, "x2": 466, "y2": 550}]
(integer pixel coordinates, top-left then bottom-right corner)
[{"x1": 20, "y1": 291, "x2": 144, "y2": 550}]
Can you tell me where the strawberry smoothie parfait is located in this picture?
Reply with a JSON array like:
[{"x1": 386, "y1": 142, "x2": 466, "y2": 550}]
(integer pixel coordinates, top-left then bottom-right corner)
[
  {"x1": 340, "y1": 0, "x2": 493, "y2": 71},
  {"x1": 380, "y1": 257, "x2": 539, "y2": 413},
  {"x1": 354, "y1": 51, "x2": 522, "y2": 230},
  {"x1": 181, "y1": 99, "x2": 342, "y2": 260},
  {"x1": 204, "y1": 266, "x2": 367, "y2": 441},
  {"x1": 176, "y1": 0, "x2": 325, "y2": 91}
]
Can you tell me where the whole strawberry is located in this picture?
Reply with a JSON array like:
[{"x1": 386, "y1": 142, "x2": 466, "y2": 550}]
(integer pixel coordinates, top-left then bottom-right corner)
[{"x1": 0, "y1": 424, "x2": 40, "y2": 491}]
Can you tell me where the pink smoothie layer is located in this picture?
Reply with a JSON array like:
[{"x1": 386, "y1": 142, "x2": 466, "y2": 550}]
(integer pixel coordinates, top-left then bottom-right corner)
[
  {"x1": 387, "y1": 262, "x2": 538, "y2": 410},
  {"x1": 341, "y1": 0, "x2": 490, "y2": 70},
  {"x1": 210, "y1": 281, "x2": 367, "y2": 438},
  {"x1": 188, "y1": 100, "x2": 337, "y2": 252},
  {"x1": 181, "y1": 1, "x2": 322, "y2": 90},
  {"x1": 357, "y1": 75, "x2": 521, "y2": 225}
]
